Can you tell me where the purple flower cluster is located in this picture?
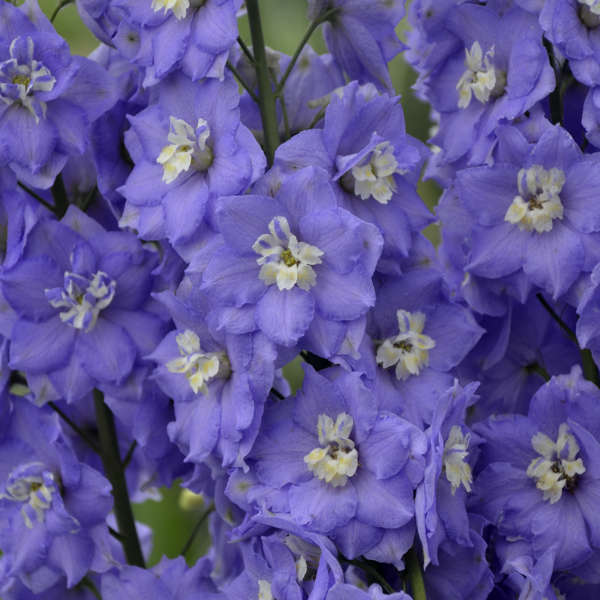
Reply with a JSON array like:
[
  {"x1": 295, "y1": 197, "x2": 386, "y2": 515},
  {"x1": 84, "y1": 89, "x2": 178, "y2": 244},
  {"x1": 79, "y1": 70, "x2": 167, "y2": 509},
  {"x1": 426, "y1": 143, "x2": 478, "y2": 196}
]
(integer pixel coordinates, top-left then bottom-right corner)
[{"x1": 4, "y1": 0, "x2": 600, "y2": 598}]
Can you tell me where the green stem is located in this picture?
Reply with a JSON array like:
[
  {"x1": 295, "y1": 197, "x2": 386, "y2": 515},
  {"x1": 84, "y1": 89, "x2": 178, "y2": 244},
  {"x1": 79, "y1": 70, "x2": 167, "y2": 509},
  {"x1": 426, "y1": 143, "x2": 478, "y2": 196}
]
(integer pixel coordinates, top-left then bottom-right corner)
[
  {"x1": 246, "y1": 0, "x2": 280, "y2": 165},
  {"x1": 48, "y1": 401, "x2": 100, "y2": 454},
  {"x1": 543, "y1": 38, "x2": 563, "y2": 125},
  {"x1": 17, "y1": 182, "x2": 56, "y2": 214},
  {"x1": 51, "y1": 174, "x2": 69, "y2": 218},
  {"x1": 81, "y1": 576, "x2": 102, "y2": 600},
  {"x1": 536, "y1": 293, "x2": 578, "y2": 344},
  {"x1": 406, "y1": 547, "x2": 427, "y2": 600},
  {"x1": 274, "y1": 7, "x2": 338, "y2": 97},
  {"x1": 581, "y1": 349, "x2": 600, "y2": 386},
  {"x1": 50, "y1": 0, "x2": 73, "y2": 23},
  {"x1": 122, "y1": 440, "x2": 138, "y2": 469},
  {"x1": 525, "y1": 362, "x2": 551, "y2": 382},
  {"x1": 226, "y1": 61, "x2": 259, "y2": 103},
  {"x1": 94, "y1": 389, "x2": 145, "y2": 567},
  {"x1": 340, "y1": 557, "x2": 394, "y2": 595},
  {"x1": 180, "y1": 503, "x2": 215, "y2": 557},
  {"x1": 536, "y1": 293, "x2": 600, "y2": 386},
  {"x1": 237, "y1": 36, "x2": 255, "y2": 64}
]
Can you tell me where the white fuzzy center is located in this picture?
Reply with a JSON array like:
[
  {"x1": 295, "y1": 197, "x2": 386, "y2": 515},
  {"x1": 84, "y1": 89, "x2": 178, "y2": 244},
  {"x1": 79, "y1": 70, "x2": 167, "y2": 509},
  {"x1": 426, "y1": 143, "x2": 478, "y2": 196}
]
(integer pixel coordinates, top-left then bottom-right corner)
[
  {"x1": 166, "y1": 329, "x2": 229, "y2": 394},
  {"x1": 527, "y1": 423, "x2": 585, "y2": 504},
  {"x1": 304, "y1": 413, "x2": 358, "y2": 487},
  {"x1": 157, "y1": 116, "x2": 212, "y2": 184},
  {"x1": 504, "y1": 165, "x2": 565, "y2": 233},
  {"x1": 253, "y1": 216, "x2": 323, "y2": 291},
  {"x1": 456, "y1": 42, "x2": 504, "y2": 109},
  {"x1": 376, "y1": 309, "x2": 436, "y2": 380}
]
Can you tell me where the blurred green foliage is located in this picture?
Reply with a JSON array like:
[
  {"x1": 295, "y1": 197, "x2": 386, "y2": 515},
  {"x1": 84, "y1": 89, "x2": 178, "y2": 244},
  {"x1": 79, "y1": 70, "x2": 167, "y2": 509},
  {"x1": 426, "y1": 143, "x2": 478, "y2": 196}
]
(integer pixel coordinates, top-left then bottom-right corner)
[{"x1": 36, "y1": 0, "x2": 439, "y2": 566}]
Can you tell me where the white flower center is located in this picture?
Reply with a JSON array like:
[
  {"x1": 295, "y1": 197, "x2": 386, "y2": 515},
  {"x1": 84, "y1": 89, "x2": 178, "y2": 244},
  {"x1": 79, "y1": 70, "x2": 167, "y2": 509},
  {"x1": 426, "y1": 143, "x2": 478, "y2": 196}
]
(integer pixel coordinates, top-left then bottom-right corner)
[
  {"x1": 504, "y1": 165, "x2": 565, "y2": 233},
  {"x1": 304, "y1": 413, "x2": 358, "y2": 487},
  {"x1": 0, "y1": 37, "x2": 56, "y2": 123},
  {"x1": 443, "y1": 426, "x2": 473, "y2": 494},
  {"x1": 351, "y1": 142, "x2": 403, "y2": 204},
  {"x1": 258, "y1": 580, "x2": 273, "y2": 600},
  {"x1": 151, "y1": 0, "x2": 190, "y2": 19},
  {"x1": 166, "y1": 329, "x2": 230, "y2": 394},
  {"x1": 456, "y1": 41, "x2": 505, "y2": 109},
  {"x1": 253, "y1": 216, "x2": 324, "y2": 292},
  {"x1": 526, "y1": 423, "x2": 586, "y2": 504},
  {"x1": 45, "y1": 270, "x2": 116, "y2": 332},
  {"x1": 3, "y1": 462, "x2": 56, "y2": 529},
  {"x1": 376, "y1": 309, "x2": 436, "y2": 380},
  {"x1": 157, "y1": 116, "x2": 212, "y2": 184},
  {"x1": 580, "y1": 0, "x2": 600, "y2": 15}
]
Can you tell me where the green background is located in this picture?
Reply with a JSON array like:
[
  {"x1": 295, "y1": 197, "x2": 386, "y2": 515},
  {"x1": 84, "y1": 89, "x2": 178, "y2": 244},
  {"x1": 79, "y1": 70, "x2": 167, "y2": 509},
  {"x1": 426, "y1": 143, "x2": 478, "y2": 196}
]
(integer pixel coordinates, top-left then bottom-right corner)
[{"x1": 37, "y1": 0, "x2": 437, "y2": 566}]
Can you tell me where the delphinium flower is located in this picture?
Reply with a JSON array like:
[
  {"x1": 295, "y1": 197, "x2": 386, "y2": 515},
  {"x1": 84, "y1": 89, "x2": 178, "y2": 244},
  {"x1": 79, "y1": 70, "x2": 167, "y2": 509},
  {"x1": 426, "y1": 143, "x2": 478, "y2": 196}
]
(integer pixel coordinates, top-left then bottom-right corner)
[
  {"x1": 0, "y1": 398, "x2": 113, "y2": 593},
  {"x1": 576, "y1": 262, "x2": 600, "y2": 364},
  {"x1": 119, "y1": 72, "x2": 265, "y2": 248},
  {"x1": 231, "y1": 44, "x2": 345, "y2": 140},
  {"x1": 275, "y1": 81, "x2": 432, "y2": 275},
  {"x1": 415, "y1": 381, "x2": 481, "y2": 568},
  {"x1": 327, "y1": 583, "x2": 413, "y2": 600},
  {"x1": 247, "y1": 364, "x2": 426, "y2": 562},
  {"x1": 455, "y1": 123, "x2": 600, "y2": 301},
  {"x1": 0, "y1": 0, "x2": 118, "y2": 190},
  {"x1": 420, "y1": 517, "x2": 494, "y2": 600},
  {"x1": 201, "y1": 167, "x2": 382, "y2": 354},
  {"x1": 76, "y1": 0, "x2": 240, "y2": 86},
  {"x1": 459, "y1": 295, "x2": 580, "y2": 417},
  {"x1": 1, "y1": 206, "x2": 168, "y2": 403},
  {"x1": 539, "y1": 0, "x2": 600, "y2": 87},
  {"x1": 473, "y1": 367, "x2": 600, "y2": 574},
  {"x1": 407, "y1": 1, "x2": 555, "y2": 171},
  {"x1": 367, "y1": 266, "x2": 484, "y2": 428},
  {"x1": 86, "y1": 44, "x2": 148, "y2": 213},
  {"x1": 101, "y1": 555, "x2": 225, "y2": 599},
  {"x1": 224, "y1": 526, "x2": 343, "y2": 600},
  {"x1": 148, "y1": 284, "x2": 276, "y2": 470},
  {"x1": 307, "y1": 0, "x2": 405, "y2": 92}
]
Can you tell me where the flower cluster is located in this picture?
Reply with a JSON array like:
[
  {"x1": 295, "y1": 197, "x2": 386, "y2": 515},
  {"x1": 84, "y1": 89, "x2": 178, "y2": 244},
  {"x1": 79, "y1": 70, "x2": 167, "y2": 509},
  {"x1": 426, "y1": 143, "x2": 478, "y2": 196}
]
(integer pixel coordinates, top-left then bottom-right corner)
[{"x1": 4, "y1": 0, "x2": 600, "y2": 599}]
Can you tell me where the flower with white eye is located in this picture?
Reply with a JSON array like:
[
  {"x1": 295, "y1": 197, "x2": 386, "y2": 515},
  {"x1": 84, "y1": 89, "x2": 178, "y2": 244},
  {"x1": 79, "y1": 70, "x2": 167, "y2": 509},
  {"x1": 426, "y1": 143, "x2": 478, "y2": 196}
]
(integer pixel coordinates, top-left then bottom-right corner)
[
  {"x1": 304, "y1": 413, "x2": 358, "y2": 487},
  {"x1": 504, "y1": 165, "x2": 565, "y2": 233},
  {"x1": 156, "y1": 116, "x2": 212, "y2": 184},
  {"x1": 253, "y1": 216, "x2": 324, "y2": 292},
  {"x1": 166, "y1": 329, "x2": 230, "y2": 394},
  {"x1": 527, "y1": 423, "x2": 586, "y2": 504},
  {"x1": 456, "y1": 41, "x2": 505, "y2": 109},
  {"x1": 376, "y1": 309, "x2": 436, "y2": 380}
]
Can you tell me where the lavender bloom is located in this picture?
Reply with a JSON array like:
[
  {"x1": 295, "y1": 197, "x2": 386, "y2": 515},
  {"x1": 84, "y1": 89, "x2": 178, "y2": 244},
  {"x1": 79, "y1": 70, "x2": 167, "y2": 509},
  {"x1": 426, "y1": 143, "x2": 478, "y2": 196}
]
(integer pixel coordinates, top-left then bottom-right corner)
[
  {"x1": 460, "y1": 296, "x2": 580, "y2": 418},
  {"x1": 422, "y1": 519, "x2": 494, "y2": 600},
  {"x1": 540, "y1": 0, "x2": 600, "y2": 86},
  {"x1": 473, "y1": 367, "x2": 600, "y2": 571},
  {"x1": 248, "y1": 365, "x2": 426, "y2": 561},
  {"x1": 148, "y1": 287, "x2": 276, "y2": 470},
  {"x1": 275, "y1": 82, "x2": 431, "y2": 275},
  {"x1": 410, "y1": 3, "x2": 554, "y2": 168},
  {"x1": 456, "y1": 124, "x2": 600, "y2": 300},
  {"x1": 0, "y1": 0, "x2": 117, "y2": 189},
  {"x1": 1, "y1": 206, "x2": 167, "y2": 403},
  {"x1": 0, "y1": 399, "x2": 112, "y2": 593},
  {"x1": 76, "y1": 0, "x2": 240, "y2": 86},
  {"x1": 119, "y1": 72, "x2": 264, "y2": 247},
  {"x1": 415, "y1": 381, "x2": 481, "y2": 568},
  {"x1": 327, "y1": 583, "x2": 413, "y2": 600},
  {"x1": 224, "y1": 527, "x2": 342, "y2": 600},
  {"x1": 202, "y1": 167, "x2": 382, "y2": 352},
  {"x1": 369, "y1": 267, "x2": 484, "y2": 428},
  {"x1": 577, "y1": 262, "x2": 600, "y2": 364},
  {"x1": 232, "y1": 45, "x2": 345, "y2": 140},
  {"x1": 307, "y1": 0, "x2": 405, "y2": 91},
  {"x1": 102, "y1": 556, "x2": 224, "y2": 599}
]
